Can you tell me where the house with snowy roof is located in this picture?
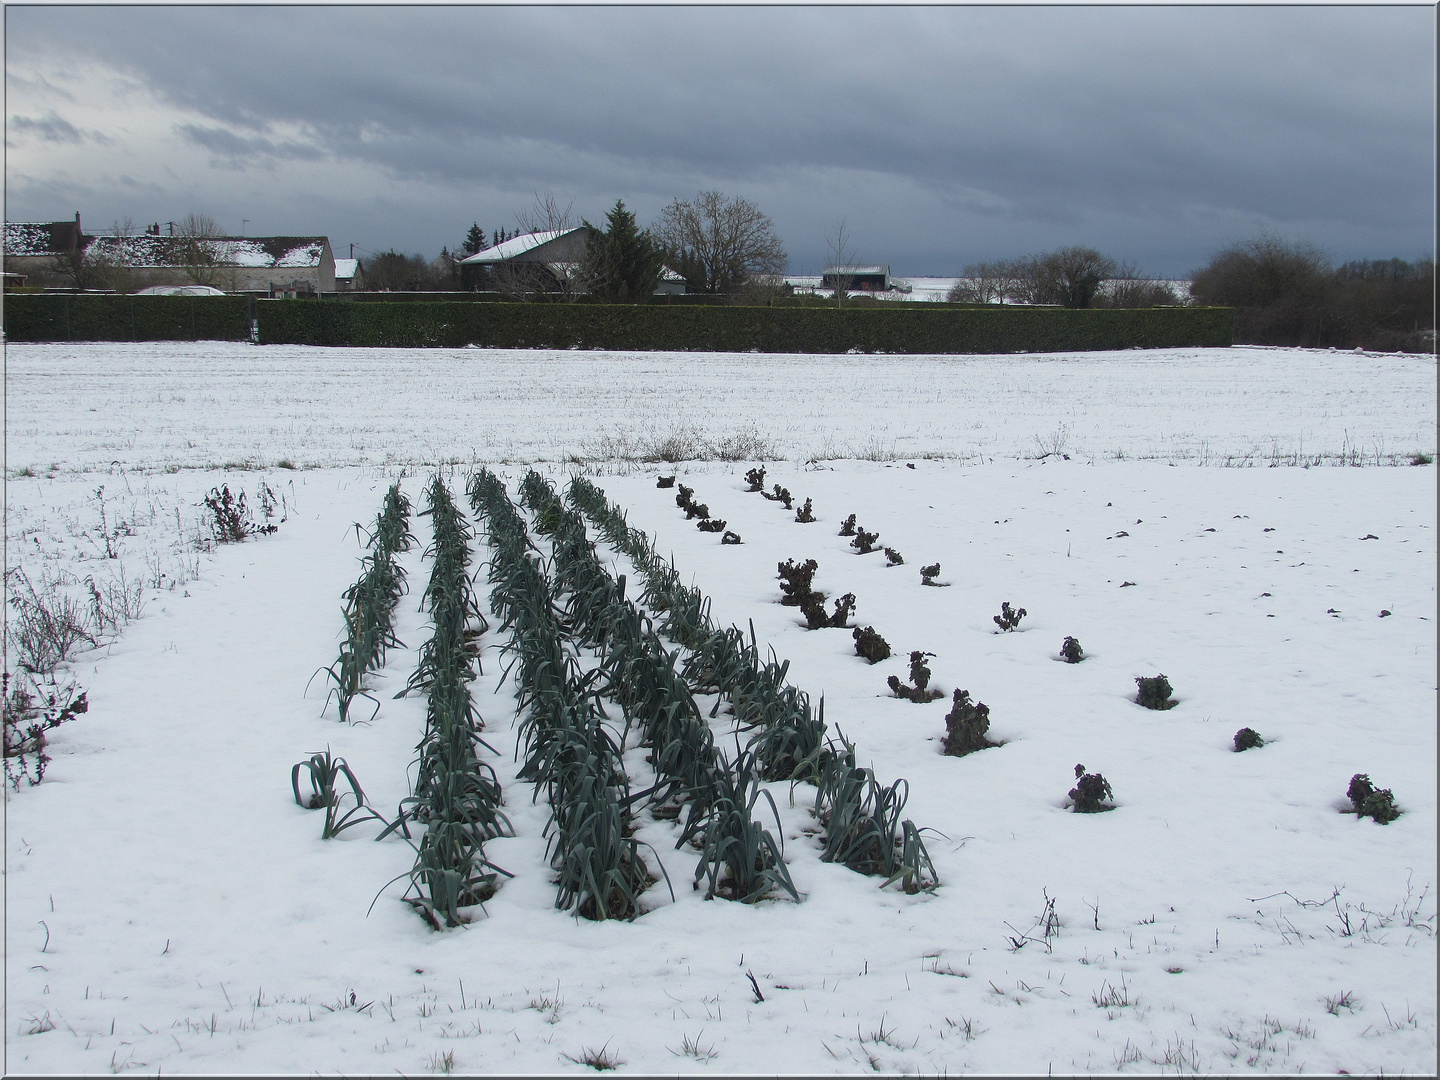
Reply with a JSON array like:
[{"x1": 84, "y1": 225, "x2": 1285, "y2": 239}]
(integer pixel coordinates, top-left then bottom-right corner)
[
  {"x1": 2, "y1": 214, "x2": 86, "y2": 281},
  {"x1": 2, "y1": 216, "x2": 336, "y2": 293},
  {"x1": 79, "y1": 234, "x2": 336, "y2": 294}
]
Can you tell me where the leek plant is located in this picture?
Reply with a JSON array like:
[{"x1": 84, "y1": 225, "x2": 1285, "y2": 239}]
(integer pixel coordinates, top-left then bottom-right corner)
[
  {"x1": 811, "y1": 738, "x2": 939, "y2": 894},
  {"x1": 292, "y1": 748, "x2": 389, "y2": 839},
  {"x1": 688, "y1": 743, "x2": 799, "y2": 903}
]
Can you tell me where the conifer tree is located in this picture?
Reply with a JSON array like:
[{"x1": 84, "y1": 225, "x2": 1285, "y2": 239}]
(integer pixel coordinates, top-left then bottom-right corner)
[
  {"x1": 583, "y1": 199, "x2": 665, "y2": 303},
  {"x1": 462, "y1": 223, "x2": 486, "y2": 255}
]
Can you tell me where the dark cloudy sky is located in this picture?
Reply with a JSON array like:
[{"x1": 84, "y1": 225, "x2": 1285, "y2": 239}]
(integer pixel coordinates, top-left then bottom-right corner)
[{"x1": 5, "y1": 4, "x2": 1435, "y2": 277}]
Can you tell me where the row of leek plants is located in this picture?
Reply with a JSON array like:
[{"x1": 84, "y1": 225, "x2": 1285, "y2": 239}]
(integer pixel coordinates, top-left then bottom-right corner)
[
  {"x1": 469, "y1": 468, "x2": 667, "y2": 920},
  {"x1": 313, "y1": 482, "x2": 414, "y2": 723},
  {"x1": 518, "y1": 470, "x2": 798, "y2": 904},
  {"x1": 383, "y1": 475, "x2": 512, "y2": 929},
  {"x1": 565, "y1": 474, "x2": 939, "y2": 894},
  {"x1": 565, "y1": 475, "x2": 826, "y2": 782}
]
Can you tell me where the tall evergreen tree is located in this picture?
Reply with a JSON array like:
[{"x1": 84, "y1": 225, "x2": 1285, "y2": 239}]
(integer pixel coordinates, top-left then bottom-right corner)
[
  {"x1": 462, "y1": 223, "x2": 486, "y2": 255},
  {"x1": 583, "y1": 199, "x2": 665, "y2": 303}
]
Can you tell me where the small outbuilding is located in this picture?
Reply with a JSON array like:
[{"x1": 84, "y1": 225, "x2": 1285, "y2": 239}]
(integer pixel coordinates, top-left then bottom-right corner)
[
  {"x1": 654, "y1": 266, "x2": 686, "y2": 295},
  {"x1": 333, "y1": 258, "x2": 361, "y2": 291}
]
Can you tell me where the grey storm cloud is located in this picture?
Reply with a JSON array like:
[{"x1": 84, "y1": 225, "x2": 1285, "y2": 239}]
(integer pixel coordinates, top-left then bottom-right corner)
[
  {"x1": 176, "y1": 124, "x2": 325, "y2": 167},
  {"x1": 4, "y1": 5, "x2": 1435, "y2": 275},
  {"x1": 7, "y1": 110, "x2": 108, "y2": 145}
]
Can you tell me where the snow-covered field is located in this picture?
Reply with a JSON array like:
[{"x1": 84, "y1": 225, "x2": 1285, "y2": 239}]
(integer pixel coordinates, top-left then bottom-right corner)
[
  {"x1": 5, "y1": 342, "x2": 1434, "y2": 474},
  {"x1": 4, "y1": 343, "x2": 1436, "y2": 1076}
]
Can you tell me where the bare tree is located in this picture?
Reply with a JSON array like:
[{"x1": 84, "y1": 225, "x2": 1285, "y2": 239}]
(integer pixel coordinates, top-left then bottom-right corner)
[
  {"x1": 1002, "y1": 256, "x2": 1051, "y2": 305},
  {"x1": 1095, "y1": 264, "x2": 1180, "y2": 308},
  {"x1": 175, "y1": 213, "x2": 225, "y2": 287},
  {"x1": 362, "y1": 250, "x2": 449, "y2": 291},
  {"x1": 730, "y1": 273, "x2": 790, "y2": 306},
  {"x1": 948, "y1": 249, "x2": 1122, "y2": 307},
  {"x1": 434, "y1": 247, "x2": 462, "y2": 290},
  {"x1": 514, "y1": 190, "x2": 575, "y2": 235},
  {"x1": 56, "y1": 236, "x2": 104, "y2": 291},
  {"x1": 947, "y1": 260, "x2": 1023, "y2": 304},
  {"x1": 81, "y1": 218, "x2": 141, "y2": 293},
  {"x1": 1030, "y1": 247, "x2": 1117, "y2": 308},
  {"x1": 653, "y1": 190, "x2": 787, "y2": 295},
  {"x1": 1190, "y1": 233, "x2": 1337, "y2": 345},
  {"x1": 825, "y1": 218, "x2": 857, "y2": 307},
  {"x1": 492, "y1": 191, "x2": 586, "y2": 301}
]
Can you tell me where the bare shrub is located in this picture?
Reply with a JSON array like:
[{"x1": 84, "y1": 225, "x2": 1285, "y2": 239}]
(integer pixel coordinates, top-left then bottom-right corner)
[
  {"x1": 707, "y1": 424, "x2": 777, "y2": 462},
  {"x1": 6, "y1": 569, "x2": 96, "y2": 674}
]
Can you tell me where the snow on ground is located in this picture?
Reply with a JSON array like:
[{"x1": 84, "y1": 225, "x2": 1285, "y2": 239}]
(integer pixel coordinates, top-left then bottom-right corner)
[
  {"x1": 783, "y1": 277, "x2": 1194, "y2": 303},
  {"x1": 3, "y1": 343, "x2": 1436, "y2": 1076},
  {"x1": 5, "y1": 343, "x2": 1435, "y2": 476}
]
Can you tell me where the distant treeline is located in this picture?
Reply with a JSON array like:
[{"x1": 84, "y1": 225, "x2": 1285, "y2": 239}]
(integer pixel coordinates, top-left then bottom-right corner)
[{"x1": 1189, "y1": 237, "x2": 1434, "y2": 352}]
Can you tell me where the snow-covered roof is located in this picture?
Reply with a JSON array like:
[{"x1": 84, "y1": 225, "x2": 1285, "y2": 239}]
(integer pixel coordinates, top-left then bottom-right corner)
[
  {"x1": 660, "y1": 266, "x2": 685, "y2": 282},
  {"x1": 3, "y1": 220, "x2": 83, "y2": 258},
  {"x1": 334, "y1": 258, "x2": 359, "y2": 280},
  {"x1": 82, "y1": 235, "x2": 329, "y2": 269},
  {"x1": 458, "y1": 228, "x2": 585, "y2": 265},
  {"x1": 822, "y1": 264, "x2": 890, "y2": 276}
]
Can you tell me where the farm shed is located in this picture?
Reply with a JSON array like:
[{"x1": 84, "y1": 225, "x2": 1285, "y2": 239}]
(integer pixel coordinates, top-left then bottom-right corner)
[
  {"x1": 458, "y1": 228, "x2": 590, "y2": 292},
  {"x1": 822, "y1": 264, "x2": 891, "y2": 291}
]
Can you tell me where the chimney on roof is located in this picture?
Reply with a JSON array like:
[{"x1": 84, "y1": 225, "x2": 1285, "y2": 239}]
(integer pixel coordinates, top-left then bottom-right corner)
[{"x1": 75, "y1": 211, "x2": 81, "y2": 233}]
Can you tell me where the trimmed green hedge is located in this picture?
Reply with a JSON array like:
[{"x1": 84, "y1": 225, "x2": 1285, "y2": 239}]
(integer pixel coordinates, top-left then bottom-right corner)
[
  {"x1": 341, "y1": 290, "x2": 738, "y2": 305},
  {"x1": 4, "y1": 294, "x2": 253, "y2": 342},
  {"x1": 5, "y1": 293, "x2": 1234, "y2": 352},
  {"x1": 255, "y1": 300, "x2": 1233, "y2": 352}
]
